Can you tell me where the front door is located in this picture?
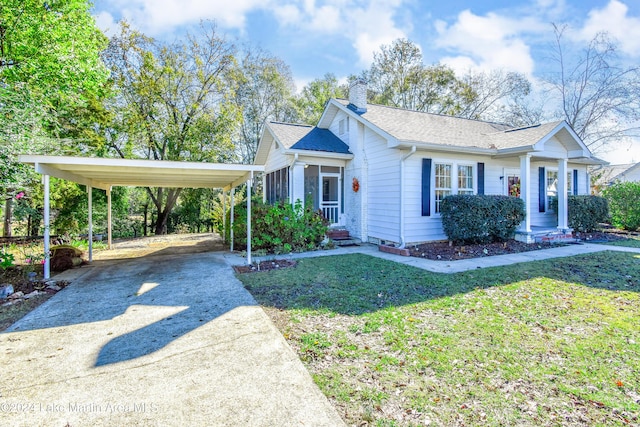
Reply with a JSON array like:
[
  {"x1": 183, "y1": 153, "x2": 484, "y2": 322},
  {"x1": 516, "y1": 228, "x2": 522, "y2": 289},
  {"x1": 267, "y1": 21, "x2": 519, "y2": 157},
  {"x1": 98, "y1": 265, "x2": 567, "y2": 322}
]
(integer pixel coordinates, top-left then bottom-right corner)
[
  {"x1": 504, "y1": 168, "x2": 521, "y2": 198},
  {"x1": 320, "y1": 173, "x2": 341, "y2": 225}
]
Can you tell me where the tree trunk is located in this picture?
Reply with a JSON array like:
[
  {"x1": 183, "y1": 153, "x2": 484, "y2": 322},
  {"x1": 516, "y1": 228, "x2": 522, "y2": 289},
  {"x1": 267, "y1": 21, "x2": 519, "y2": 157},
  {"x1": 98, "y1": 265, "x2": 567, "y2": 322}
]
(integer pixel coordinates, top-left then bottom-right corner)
[
  {"x1": 3, "y1": 197, "x2": 12, "y2": 237},
  {"x1": 143, "y1": 203, "x2": 148, "y2": 237},
  {"x1": 154, "y1": 211, "x2": 169, "y2": 235},
  {"x1": 152, "y1": 188, "x2": 182, "y2": 235}
]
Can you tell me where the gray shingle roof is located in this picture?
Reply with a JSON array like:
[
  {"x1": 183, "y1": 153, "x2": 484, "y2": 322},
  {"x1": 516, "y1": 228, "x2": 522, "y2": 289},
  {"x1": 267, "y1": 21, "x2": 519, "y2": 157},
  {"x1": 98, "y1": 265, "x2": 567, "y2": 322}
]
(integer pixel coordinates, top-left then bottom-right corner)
[
  {"x1": 267, "y1": 122, "x2": 351, "y2": 154},
  {"x1": 592, "y1": 163, "x2": 638, "y2": 186},
  {"x1": 335, "y1": 99, "x2": 566, "y2": 150}
]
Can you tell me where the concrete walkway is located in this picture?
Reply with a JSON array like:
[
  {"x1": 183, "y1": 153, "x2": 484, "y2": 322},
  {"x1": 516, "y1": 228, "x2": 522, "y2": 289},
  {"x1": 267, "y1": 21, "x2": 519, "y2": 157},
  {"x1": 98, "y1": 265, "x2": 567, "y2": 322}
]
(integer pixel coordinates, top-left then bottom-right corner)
[
  {"x1": 230, "y1": 242, "x2": 640, "y2": 274},
  {"x1": 1, "y1": 251, "x2": 345, "y2": 427}
]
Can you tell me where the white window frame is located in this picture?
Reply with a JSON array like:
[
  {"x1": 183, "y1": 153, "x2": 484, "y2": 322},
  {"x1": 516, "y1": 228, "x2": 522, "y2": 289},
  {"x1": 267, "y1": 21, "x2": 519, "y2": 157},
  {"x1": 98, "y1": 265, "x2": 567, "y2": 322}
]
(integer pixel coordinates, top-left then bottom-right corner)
[
  {"x1": 432, "y1": 160, "x2": 476, "y2": 216},
  {"x1": 546, "y1": 168, "x2": 558, "y2": 212}
]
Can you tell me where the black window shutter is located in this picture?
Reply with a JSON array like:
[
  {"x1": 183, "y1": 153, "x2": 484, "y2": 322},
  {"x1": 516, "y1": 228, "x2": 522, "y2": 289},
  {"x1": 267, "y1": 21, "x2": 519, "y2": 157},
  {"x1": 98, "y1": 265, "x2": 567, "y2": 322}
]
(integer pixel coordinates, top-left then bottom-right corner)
[
  {"x1": 477, "y1": 162, "x2": 485, "y2": 195},
  {"x1": 422, "y1": 159, "x2": 432, "y2": 216},
  {"x1": 573, "y1": 169, "x2": 578, "y2": 195},
  {"x1": 538, "y1": 167, "x2": 546, "y2": 212}
]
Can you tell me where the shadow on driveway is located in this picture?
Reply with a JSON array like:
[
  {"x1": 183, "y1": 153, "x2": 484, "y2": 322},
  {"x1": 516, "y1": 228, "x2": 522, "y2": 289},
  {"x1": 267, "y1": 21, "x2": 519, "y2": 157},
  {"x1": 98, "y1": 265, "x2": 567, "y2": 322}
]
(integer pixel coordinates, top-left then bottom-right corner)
[{"x1": 1, "y1": 236, "x2": 345, "y2": 426}]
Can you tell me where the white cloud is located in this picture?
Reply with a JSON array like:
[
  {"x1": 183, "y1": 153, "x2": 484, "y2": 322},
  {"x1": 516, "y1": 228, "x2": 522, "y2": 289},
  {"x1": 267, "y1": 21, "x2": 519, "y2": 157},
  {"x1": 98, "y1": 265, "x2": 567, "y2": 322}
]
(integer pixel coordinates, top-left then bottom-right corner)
[
  {"x1": 576, "y1": 0, "x2": 640, "y2": 57},
  {"x1": 272, "y1": 0, "x2": 408, "y2": 67},
  {"x1": 94, "y1": 11, "x2": 118, "y2": 37},
  {"x1": 347, "y1": 0, "x2": 407, "y2": 66},
  {"x1": 434, "y1": 9, "x2": 542, "y2": 75},
  {"x1": 114, "y1": 0, "x2": 271, "y2": 34}
]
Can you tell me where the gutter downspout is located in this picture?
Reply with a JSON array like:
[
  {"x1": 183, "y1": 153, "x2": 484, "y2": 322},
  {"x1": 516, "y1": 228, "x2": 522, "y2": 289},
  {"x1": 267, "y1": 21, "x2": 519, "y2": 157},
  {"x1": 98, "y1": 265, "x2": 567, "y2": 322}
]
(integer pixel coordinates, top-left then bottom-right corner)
[
  {"x1": 399, "y1": 145, "x2": 417, "y2": 248},
  {"x1": 289, "y1": 153, "x2": 299, "y2": 202}
]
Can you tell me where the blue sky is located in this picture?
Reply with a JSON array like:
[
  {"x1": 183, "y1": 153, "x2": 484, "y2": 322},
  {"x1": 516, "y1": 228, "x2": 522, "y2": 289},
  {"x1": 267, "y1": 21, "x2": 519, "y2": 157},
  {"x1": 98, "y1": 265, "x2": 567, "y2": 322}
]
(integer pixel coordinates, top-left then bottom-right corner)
[{"x1": 91, "y1": 0, "x2": 640, "y2": 162}]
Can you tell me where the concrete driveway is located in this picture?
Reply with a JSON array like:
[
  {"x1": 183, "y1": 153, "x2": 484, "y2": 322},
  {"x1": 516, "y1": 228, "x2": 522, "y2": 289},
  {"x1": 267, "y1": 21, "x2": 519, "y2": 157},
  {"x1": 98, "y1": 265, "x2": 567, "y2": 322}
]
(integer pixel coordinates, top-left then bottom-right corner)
[{"x1": 1, "y1": 248, "x2": 344, "y2": 426}]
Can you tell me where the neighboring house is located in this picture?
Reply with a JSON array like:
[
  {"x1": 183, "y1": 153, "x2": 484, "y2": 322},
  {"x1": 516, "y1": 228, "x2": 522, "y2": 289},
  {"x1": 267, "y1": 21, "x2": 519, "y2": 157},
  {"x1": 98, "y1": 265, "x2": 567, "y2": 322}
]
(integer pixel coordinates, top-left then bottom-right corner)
[
  {"x1": 254, "y1": 81, "x2": 605, "y2": 246},
  {"x1": 591, "y1": 163, "x2": 640, "y2": 194}
]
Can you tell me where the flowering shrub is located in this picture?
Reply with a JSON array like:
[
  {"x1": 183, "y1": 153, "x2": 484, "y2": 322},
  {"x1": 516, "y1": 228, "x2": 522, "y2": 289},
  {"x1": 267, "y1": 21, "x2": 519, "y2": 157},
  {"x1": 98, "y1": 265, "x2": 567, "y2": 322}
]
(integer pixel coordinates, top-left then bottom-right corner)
[{"x1": 229, "y1": 199, "x2": 328, "y2": 254}]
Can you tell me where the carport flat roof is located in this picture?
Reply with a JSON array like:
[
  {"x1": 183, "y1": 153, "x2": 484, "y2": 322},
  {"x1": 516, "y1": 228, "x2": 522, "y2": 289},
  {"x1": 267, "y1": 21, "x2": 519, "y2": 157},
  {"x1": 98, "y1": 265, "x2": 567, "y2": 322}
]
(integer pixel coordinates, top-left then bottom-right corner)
[{"x1": 18, "y1": 155, "x2": 264, "y2": 191}]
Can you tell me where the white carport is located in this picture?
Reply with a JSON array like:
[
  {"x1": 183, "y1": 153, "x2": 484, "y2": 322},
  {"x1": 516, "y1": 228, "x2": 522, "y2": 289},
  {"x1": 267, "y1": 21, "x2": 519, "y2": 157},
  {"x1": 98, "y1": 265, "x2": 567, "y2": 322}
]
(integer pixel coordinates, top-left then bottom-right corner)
[{"x1": 18, "y1": 155, "x2": 264, "y2": 278}]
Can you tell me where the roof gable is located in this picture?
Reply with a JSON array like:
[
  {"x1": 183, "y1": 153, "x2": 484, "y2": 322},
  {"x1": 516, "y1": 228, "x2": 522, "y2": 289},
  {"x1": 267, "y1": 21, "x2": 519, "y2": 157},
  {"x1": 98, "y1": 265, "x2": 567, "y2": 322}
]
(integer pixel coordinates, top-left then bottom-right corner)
[
  {"x1": 254, "y1": 121, "x2": 351, "y2": 165},
  {"x1": 322, "y1": 99, "x2": 594, "y2": 160}
]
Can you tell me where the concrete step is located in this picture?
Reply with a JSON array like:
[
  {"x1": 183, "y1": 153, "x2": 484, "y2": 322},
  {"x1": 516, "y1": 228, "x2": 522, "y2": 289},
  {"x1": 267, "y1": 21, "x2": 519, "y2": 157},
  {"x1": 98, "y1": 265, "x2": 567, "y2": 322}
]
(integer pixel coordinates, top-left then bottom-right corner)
[
  {"x1": 326, "y1": 229, "x2": 350, "y2": 239},
  {"x1": 331, "y1": 237, "x2": 362, "y2": 247}
]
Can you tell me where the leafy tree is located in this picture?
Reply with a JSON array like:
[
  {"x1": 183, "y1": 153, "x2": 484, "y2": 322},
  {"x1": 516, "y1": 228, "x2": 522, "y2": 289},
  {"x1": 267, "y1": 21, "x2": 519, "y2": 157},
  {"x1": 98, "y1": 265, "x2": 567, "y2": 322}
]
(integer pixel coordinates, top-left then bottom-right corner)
[
  {"x1": 367, "y1": 38, "x2": 473, "y2": 114},
  {"x1": 234, "y1": 48, "x2": 296, "y2": 163},
  {"x1": 545, "y1": 24, "x2": 640, "y2": 152},
  {"x1": 294, "y1": 73, "x2": 347, "y2": 124},
  {"x1": 0, "y1": 0, "x2": 109, "y2": 236},
  {"x1": 103, "y1": 22, "x2": 240, "y2": 234}
]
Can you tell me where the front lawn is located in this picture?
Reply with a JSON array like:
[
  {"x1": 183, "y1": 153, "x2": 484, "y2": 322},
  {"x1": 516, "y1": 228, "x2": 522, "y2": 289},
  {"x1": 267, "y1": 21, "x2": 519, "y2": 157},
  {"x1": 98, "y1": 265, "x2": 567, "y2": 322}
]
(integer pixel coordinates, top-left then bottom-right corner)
[
  {"x1": 603, "y1": 235, "x2": 640, "y2": 249},
  {"x1": 238, "y1": 251, "x2": 640, "y2": 426}
]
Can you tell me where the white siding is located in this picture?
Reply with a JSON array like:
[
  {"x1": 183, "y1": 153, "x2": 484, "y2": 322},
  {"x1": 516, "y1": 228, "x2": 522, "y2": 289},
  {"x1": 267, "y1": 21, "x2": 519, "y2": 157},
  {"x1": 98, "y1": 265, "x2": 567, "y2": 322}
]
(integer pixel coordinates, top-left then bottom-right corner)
[
  {"x1": 542, "y1": 136, "x2": 568, "y2": 159},
  {"x1": 365, "y1": 128, "x2": 402, "y2": 243},
  {"x1": 329, "y1": 112, "x2": 350, "y2": 146},
  {"x1": 343, "y1": 121, "x2": 364, "y2": 239},
  {"x1": 403, "y1": 152, "x2": 500, "y2": 244},
  {"x1": 263, "y1": 142, "x2": 290, "y2": 173}
]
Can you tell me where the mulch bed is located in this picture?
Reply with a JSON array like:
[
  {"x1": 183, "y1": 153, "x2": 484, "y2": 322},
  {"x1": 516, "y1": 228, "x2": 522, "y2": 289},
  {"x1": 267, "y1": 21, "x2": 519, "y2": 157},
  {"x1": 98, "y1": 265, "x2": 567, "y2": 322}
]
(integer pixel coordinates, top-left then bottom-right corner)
[
  {"x1": 0, "y1": 267, "x2": 70, "y2": 295},
  {"x1": 233, "y1": 259, "x2": 297, "y2": 274},
  {"x1": 407, "y1": 231, "x2": 632, "y2": 261}
]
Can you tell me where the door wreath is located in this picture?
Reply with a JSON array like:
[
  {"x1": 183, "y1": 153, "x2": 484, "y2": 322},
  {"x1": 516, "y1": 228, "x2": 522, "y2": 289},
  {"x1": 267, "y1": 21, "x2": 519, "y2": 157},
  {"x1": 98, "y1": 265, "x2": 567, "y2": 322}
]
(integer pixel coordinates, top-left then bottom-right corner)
[{"x1": 352, "y1": 177, "x2": 360, "y2": 192}]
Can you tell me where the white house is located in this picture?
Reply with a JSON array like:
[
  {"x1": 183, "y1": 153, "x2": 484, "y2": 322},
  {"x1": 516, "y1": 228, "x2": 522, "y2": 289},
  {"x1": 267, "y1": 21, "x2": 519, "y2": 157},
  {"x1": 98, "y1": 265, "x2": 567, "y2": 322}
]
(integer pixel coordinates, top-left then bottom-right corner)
[
  {"x1": 591, "y1": 162, "x2": 640, "y2": 194},
  {"x1": 254, "y1": 81, "x2": 605, "y2": 246}
]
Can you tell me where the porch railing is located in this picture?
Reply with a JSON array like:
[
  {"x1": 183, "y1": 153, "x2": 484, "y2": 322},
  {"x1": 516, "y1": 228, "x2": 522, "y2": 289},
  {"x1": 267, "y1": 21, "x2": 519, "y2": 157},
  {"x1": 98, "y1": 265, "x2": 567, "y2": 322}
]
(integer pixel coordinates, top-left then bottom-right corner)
[{"x1": 321, "y1": 203, "x2": 339, "y2": 225}]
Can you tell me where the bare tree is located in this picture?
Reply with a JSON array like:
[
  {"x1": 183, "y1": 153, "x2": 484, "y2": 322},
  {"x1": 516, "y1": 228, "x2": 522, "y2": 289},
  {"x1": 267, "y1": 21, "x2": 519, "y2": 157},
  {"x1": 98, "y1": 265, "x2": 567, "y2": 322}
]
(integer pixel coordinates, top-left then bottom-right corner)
[
  {"x1": 457, "y1": 69, "x2": 539, "y2": 126},
  {"x1": 546, "y1": 24, "x2": 640, "y2": 152}
]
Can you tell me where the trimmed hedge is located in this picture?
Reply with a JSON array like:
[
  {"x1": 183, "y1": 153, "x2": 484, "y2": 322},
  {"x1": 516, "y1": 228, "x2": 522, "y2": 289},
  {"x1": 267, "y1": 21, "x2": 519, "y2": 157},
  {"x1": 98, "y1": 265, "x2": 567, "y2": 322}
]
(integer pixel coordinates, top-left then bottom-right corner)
[
  {"x1": 440, "y1": 195, "x2": 525, "y2": 244},
  {"x1": 550, "y1": 195, "x2": 609, "y2": 232},
  {"x1": 604, "y1": 182, "x2": 640, "y2": 231},
  {"x1": 569, "y1": 196, "x2": 608, "y2": 232}
]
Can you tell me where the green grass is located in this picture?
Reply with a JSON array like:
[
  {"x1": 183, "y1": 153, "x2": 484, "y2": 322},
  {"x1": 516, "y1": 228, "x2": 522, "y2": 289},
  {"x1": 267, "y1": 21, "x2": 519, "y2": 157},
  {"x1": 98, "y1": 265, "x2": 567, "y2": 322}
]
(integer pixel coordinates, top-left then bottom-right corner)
[
  {"x1": 604, "y1": 235, "x2": 640, "y2": 248},
  {"x1": 238, "y1": 251, "x2": 640, "y2": 426}
]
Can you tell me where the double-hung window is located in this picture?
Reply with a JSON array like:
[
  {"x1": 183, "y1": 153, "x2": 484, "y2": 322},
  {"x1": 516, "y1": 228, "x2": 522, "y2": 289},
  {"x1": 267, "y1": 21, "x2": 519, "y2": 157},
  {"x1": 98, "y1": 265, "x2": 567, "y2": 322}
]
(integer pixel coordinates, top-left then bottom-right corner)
[
  {"x1": 458, "y1": 165, "x2": 474, "y2": 195},
  {"x1": 433, "y1": 162, "x2": 475, "y2": 214},
  {"x1": 546, "y1": 170, "x2": 558, "y2": 211},
  {"x1": 434, "y1": 163, "x2": 452, "y2": 214}
]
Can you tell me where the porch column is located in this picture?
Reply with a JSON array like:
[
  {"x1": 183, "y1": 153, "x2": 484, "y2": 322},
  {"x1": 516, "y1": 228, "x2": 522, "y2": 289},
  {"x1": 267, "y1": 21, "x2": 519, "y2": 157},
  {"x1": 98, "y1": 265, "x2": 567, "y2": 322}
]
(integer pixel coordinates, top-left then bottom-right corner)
[
  {"x1": 557, "y1": 158, "x2": 569, "y2": 231},
  {"x1": 106, "y1": 186, "x2": 112, "y2": 249},
  {"x1": 88, "y1": 185, "x2": 93, "y2": 263},
  {"x1": 519, "y1": 154, "x2": 532, "y2": 233},
  {"x1": 43, "y1": 174, "x2": 51, "y2": 279},
  {"x1": 291, "y1": 162, "x2": 306, "y2": 205}
]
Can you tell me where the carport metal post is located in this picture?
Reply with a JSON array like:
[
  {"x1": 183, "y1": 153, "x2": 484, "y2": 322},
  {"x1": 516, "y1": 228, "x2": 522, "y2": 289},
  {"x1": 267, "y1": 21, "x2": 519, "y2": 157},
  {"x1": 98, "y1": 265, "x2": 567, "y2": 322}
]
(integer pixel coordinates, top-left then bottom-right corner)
[
  {"x1": 43, "y1": 174, "x2": 51, "y2": 279},
  {"x1": 247, "y1": 172, "x2": 252, "y2": 265},
  {"x1": 222, "y1": 191, "x2": 226, "y2": 240},
  {"x1": 88, "y1": 185, "x2": 93, "y2": 262},
  {"x1": 230, "y1": 188, "x2": 234, "y2": 252},
  {"x1": 107, "y1": 186, "x2": 113, "y2": 249}
]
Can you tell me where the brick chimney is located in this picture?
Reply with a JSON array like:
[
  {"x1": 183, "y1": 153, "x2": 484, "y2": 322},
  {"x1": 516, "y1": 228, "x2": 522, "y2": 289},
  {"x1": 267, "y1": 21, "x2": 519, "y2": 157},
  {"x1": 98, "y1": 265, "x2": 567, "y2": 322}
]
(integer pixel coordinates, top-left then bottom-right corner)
[{"x1": 348, "y1": 79, "x2": 367, "y2": 114}]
